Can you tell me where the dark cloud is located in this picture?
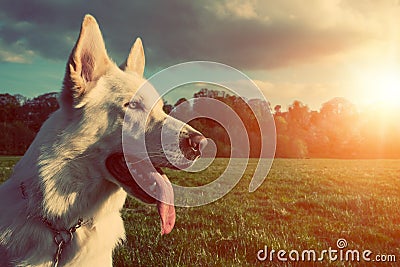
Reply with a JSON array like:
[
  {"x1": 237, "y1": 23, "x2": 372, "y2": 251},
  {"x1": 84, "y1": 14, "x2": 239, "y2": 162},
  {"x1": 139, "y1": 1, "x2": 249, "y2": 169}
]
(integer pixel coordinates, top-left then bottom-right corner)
[{"x1": 0, "y1": 0, "x2": 375, "y2": 70}]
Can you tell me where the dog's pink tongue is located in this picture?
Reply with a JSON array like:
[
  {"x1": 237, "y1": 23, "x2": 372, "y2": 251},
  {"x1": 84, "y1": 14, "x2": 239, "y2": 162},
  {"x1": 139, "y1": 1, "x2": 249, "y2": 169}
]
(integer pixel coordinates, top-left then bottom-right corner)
[
  {"x1": 157, "y1": 198, "x2": 175, "y2": 235},
  {"x1": 149, "y1": 172, "x2": 175, "y2": 235}
]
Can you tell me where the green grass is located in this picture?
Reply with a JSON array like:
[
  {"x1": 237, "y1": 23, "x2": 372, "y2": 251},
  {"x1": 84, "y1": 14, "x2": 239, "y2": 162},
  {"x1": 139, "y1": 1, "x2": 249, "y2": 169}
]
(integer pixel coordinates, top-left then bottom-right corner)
[
  {"x1": 0, "y1": 156, "x2": 20, "y2": 182},
  {"x1": 1, "y1": 157, "x2": 399, "y2": 266}
]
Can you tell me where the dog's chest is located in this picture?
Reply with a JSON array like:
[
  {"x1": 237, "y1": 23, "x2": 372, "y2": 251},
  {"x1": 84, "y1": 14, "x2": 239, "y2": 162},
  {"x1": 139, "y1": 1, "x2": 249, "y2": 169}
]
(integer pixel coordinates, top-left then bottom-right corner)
[
  {"x1": 66, "y1": 213, "x2": 125, "y2": 266},
  {"x1": 63, "y1": 189, "x2": 127, "y2": 266}
]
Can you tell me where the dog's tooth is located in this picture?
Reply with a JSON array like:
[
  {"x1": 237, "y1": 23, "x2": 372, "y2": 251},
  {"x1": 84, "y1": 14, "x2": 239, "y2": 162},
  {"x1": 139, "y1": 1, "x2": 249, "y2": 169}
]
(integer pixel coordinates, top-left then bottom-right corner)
[
  {"x1": 149, "y1": 182, "x2": 157, "y2": 192},
  {"x1": 128, "y1": 165, "x2": 138, "y2": 175}
]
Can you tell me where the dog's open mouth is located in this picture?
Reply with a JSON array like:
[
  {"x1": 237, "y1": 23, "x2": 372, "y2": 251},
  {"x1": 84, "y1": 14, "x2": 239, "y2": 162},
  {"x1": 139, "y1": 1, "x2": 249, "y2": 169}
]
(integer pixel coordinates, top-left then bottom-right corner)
[{"x1": 105, "y1": 153, "x2": 175, "y2": 235}]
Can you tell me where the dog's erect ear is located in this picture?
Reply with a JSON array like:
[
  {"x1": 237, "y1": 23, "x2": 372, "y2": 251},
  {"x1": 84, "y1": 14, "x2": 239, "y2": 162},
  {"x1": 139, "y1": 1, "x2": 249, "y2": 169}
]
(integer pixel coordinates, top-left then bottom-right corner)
[
  {"x1": 120, "y1": 38, "x2": 145, "y2": 77},
  {"x1": 62, "y1": 15, "x2": 111, "y2": 107}
]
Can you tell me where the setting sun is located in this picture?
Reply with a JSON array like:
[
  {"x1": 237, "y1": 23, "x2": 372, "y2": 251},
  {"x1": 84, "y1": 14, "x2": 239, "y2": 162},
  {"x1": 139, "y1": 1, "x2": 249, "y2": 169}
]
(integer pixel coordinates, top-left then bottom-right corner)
[
  {"x1": 373, "y1": 70, "x2": 400, "y2": 105},
  {"x1": 353, "y1": 65, "x2": 400, "y2": 108}
]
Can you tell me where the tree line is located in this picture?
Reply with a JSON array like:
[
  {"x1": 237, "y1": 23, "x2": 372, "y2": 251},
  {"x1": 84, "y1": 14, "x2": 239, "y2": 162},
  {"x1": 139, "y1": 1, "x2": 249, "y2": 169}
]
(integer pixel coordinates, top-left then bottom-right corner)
[
  {"x1": 1, "y1": 89, "x2": 399, "y2": 158},
  {"x1": 0, "y1": 93, "x2": 59, "y2": 155}
]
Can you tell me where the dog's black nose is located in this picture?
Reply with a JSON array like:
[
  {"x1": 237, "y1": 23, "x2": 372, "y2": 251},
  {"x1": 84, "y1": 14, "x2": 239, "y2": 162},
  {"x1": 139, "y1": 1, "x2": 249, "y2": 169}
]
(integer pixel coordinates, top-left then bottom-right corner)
[{"x1": 188, "y1": 133, "x2": 207, "y2": 157}]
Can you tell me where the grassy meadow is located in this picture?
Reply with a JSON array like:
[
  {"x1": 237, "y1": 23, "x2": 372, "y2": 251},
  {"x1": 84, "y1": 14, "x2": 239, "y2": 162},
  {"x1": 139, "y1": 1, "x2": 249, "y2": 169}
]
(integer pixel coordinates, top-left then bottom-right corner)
[{"x1": 1, "y1": 157, "x2": 399, "y2": 266}]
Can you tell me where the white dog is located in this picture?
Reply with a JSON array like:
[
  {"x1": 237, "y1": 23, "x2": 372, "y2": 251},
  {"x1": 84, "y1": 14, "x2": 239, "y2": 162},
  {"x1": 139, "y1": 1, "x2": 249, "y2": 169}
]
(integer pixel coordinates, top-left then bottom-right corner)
[{"x1": 0, "y1": 15, "x2": 205, "y2": 266}]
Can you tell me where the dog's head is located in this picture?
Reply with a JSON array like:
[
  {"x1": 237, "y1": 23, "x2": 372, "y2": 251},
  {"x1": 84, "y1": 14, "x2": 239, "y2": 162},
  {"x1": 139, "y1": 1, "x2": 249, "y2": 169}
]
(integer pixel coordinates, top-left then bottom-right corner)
[{"x1": 61, "y1": 15, "x2": 206, "y2": 235}]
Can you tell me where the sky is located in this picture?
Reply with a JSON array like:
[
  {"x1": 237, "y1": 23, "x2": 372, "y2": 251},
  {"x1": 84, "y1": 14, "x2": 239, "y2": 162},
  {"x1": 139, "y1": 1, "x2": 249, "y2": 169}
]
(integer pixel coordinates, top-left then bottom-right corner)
[{"x1": 0, "y1": 0, "x2": 399, "y2": 110}]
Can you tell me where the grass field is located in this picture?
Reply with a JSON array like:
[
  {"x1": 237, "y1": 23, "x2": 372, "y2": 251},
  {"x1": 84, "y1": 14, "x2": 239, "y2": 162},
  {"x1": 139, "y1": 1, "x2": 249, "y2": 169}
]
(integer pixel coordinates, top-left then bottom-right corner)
[{"x1": 1, "y1": 157, "x2": 399, "y2": 266}]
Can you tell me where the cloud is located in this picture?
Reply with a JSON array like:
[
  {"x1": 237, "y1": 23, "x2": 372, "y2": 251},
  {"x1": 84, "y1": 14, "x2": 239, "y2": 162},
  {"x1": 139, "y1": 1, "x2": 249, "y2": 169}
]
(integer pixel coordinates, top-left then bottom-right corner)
[
  {"x1": 0, "y1": 40, "x2": 35, "y2": 63},
  {"x1": 0, "y1": 0, "x2": 398, "y2": 71},
  {"x1": 210, "y1": 0, "x2": 259, "y2": 20}
]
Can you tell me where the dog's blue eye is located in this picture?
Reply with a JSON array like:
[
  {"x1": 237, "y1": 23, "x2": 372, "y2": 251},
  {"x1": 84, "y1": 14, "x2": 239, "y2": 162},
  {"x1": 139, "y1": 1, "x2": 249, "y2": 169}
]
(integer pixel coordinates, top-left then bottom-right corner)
[{"x1": 124, "y1": 101, "x2": 141, "y2": 109}]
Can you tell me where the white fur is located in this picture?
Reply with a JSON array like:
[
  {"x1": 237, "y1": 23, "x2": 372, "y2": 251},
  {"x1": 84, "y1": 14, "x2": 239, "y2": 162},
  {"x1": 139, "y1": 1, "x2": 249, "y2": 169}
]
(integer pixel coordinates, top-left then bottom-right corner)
[{"x1": 0, "y1": 15, "x2": 197, "y2": 266}]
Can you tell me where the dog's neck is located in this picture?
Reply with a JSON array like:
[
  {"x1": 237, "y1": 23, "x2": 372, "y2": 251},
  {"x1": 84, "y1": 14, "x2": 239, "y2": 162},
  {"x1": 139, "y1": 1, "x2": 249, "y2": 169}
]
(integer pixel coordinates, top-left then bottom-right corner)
[{"x1": 15, "y1": 110, "x2": 126, "y2": 229}]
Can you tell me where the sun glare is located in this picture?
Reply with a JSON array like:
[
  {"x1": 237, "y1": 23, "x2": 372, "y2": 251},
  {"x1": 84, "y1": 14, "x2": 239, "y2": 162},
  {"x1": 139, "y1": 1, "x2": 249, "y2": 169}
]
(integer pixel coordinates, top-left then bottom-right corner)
[
  {"x1": 355, "y1": 66, "x2": 400, "y2": 108},
  {"x1": 374, "y1": 70, "x2": 400, "y2": 106}
]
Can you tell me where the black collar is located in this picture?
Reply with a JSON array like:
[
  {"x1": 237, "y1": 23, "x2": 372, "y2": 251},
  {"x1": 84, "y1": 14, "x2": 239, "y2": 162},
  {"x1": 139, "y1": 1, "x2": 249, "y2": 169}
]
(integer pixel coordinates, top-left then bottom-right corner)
[{"x1": 19, "y1": 182, "x2": 92, "y2": 267}]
